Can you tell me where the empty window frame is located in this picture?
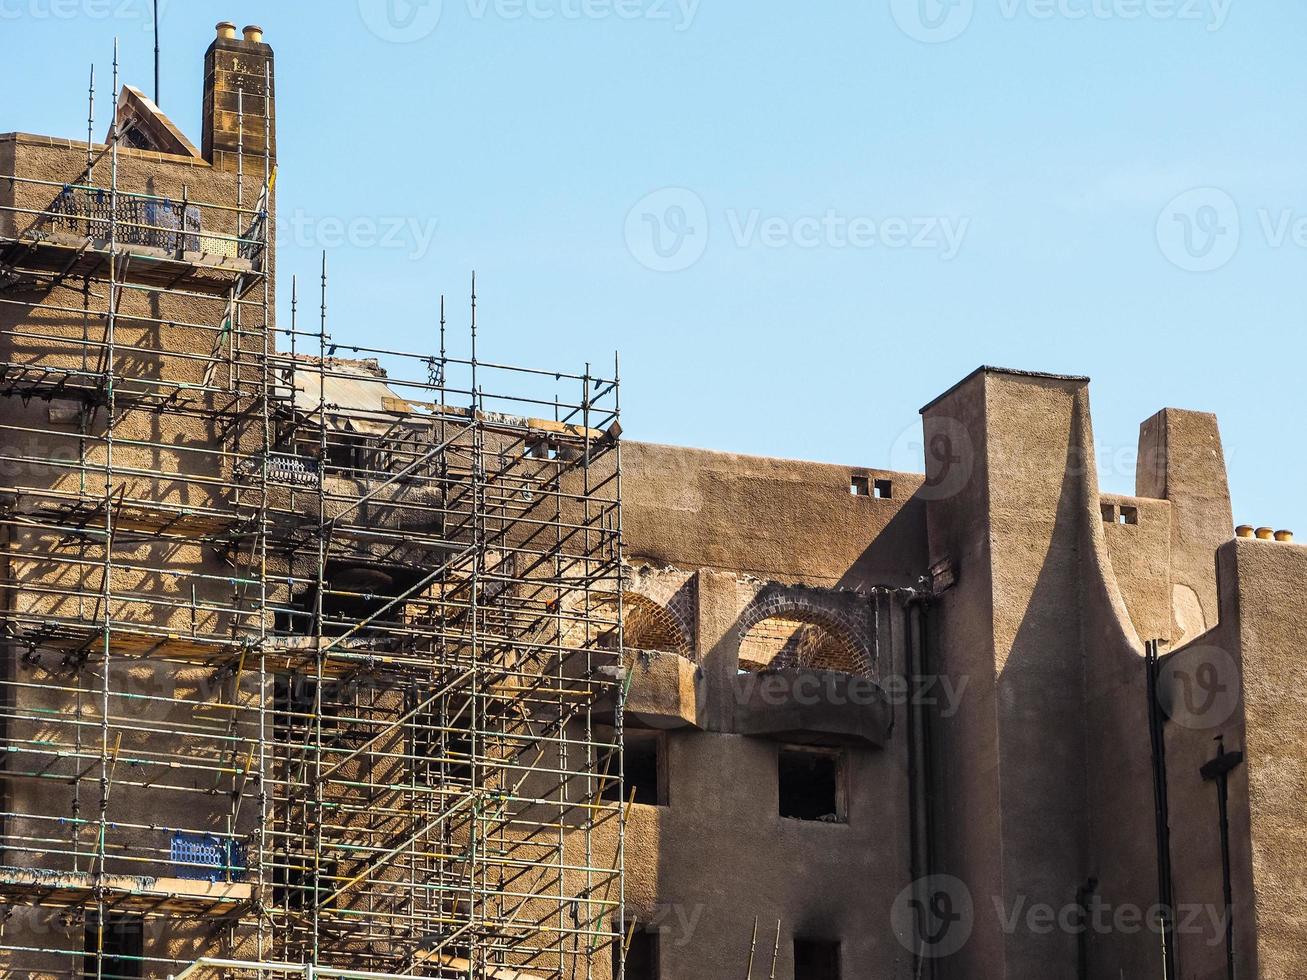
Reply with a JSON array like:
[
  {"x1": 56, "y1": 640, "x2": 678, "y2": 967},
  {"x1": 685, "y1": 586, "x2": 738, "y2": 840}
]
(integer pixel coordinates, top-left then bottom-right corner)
[
  {"x1": 615, "y1": 923, "x2": 660, "y2": 980},
  {"x1": 851, "y1": 475, "x2": 893, "y2": 499},
  {"x1": 1102, "y1": 502, "x2": 1141, "y2": 526},
  {"x1": 83, "y1": 914, "x2": 143, "y2": 980},
  {"x1": 794, "y1": 938, "x2": 842, "y2": 980},
  {"x1": 779, "y1": 746, "x2": 846, "y2": 823},
  {"x1": 603, "y1": 731, "x2": 666, "y2": 807}
]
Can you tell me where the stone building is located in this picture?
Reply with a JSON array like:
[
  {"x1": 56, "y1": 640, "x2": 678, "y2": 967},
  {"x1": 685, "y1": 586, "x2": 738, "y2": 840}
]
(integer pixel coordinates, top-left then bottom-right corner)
[{"x1": 1, "y1": 21, "x2": 1303, "y2": 980}]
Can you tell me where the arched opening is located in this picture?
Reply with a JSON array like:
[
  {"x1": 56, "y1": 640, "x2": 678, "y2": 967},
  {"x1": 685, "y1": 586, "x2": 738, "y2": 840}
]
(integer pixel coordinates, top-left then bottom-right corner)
[
  {"x1": 562, "y1": 592, "x2": 693, "y2": 661},
  {"x1": 737, "y1": 608, "x2": 868, "y2": 676}
]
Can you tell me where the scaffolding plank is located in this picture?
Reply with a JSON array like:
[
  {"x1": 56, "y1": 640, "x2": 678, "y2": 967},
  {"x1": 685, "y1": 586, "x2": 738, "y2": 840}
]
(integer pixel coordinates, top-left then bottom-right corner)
[
  {"x1": 0, "y1": 233, "x2": 262, "y2": 298},
  {"x1": 0, "y1": 866, "x2": 251, "y2": 915}
]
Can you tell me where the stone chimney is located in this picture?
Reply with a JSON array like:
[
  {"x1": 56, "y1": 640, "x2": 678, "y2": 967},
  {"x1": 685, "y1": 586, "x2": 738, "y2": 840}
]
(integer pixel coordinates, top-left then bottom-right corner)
[{"x1": 202, "y1": 21, "x2": 276, "y2": 174}]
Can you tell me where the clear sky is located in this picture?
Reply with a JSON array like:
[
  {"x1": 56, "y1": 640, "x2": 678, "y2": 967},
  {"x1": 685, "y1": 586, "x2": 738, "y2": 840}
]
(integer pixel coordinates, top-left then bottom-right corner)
[{"x1": 4, "y1": 1, "x2": 1304, "y2": 530}]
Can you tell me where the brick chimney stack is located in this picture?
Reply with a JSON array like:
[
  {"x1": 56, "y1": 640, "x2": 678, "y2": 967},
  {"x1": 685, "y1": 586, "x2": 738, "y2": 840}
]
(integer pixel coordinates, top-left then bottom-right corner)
[{"x1": 202, "y1": 21, "x2": 276, "y2": 174}]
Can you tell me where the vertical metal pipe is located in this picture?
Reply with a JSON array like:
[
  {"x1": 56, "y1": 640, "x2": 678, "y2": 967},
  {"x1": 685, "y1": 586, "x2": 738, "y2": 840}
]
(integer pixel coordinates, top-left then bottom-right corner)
[
  {"x1": 153, "y1": 0, "x2": 160, "y2": 105},
  {"x1": 1202, "y1": 738, "x2": 1244, "y2": 980},
  {"x1": 1146, "y1": 639, "x2": 1178, "y2": 979},
  {"x1": 94, "y1": 36, "x2": 122, "y2": 980},
  {"x1": 86, "y1": 64, "x2": 95, "y2": 181}
]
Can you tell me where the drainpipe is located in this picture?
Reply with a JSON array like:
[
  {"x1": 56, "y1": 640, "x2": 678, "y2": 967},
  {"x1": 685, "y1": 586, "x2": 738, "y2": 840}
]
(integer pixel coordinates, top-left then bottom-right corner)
[
  {"x1": 1145, "y1": 640, "x2": 1178, "y2": 979},
  {"x1": 1076, "y1": 878, "x2": 1098, "y2": 980},
  {"x1": 903, "y1": 591, "x2": 934, "y2": 979},
  {"x1": 1200, "y1": 737, "x2": 1244, "y2": 980}
]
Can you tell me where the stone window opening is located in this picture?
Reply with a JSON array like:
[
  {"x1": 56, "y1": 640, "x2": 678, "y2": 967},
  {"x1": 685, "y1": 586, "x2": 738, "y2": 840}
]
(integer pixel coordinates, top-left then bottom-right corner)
[
  {"x1": 779, "y1": 746, "x2": 846, "y2": 823},
  {"x1": 851, "y1": 475, "x2": 893, "y2": 499},
  {"x1": 1119, "y1": 505, "x2": 1140, "y2": 526},
  {"x1": 526, "y1": 436, "x2": 559, "y2": 460},
  {"x1": 794, "y1": 937, "x2": 842, "y2": 980},
  {"x1": 604, "y1": 731, "x2": 666, "y2": 807},
  {"x1": 83, "y1": 913, "x2": 143, "y2": 980},
  {"x1": 615, "y1": 921, "x2": 660, "y2": 980}
]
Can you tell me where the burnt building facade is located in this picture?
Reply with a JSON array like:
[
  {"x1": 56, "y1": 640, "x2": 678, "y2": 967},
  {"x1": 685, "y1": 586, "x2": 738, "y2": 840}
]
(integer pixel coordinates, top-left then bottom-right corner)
[{"x1": 1, "y1": 21, "x2": 1303, "y2": 980}]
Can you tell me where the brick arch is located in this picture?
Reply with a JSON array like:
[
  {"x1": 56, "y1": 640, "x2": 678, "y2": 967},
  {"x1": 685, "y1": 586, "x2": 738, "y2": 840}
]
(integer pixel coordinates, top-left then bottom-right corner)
[
  {"x1": 561, "y1": 591, "x2": 694, "y2": 661},
  {"x1": 735, "y1": 588, "x2": 873, "y2": 676}
]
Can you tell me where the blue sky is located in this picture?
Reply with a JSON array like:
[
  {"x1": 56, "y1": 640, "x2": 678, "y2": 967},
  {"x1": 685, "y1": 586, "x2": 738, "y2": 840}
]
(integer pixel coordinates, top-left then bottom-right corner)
[{"x1": 4, "y1": 1, "x2": 1304, "y2": 530}]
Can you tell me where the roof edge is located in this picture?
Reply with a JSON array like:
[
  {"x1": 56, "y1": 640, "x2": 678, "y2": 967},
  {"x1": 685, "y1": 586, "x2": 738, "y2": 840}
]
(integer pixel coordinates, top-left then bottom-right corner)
[{"x1": 920, "y1": 365, "x2": 1091, "y2": 415}]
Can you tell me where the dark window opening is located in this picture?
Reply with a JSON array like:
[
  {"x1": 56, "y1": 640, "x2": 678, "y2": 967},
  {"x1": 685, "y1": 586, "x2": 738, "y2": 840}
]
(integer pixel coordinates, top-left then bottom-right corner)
[
  {"x1": 603, "y1": 733, "x2": 664, "y2": 806},
  {"x1": 1101, "y1": 503, "x2": 1117, "y2": 523},
  {"x1": 794, "y1": 938, "x2": 841, "y2": 980},
  {"x1": 272, "y1": 855, "x2": 340, "y2": 911},
  {"x1": 408, "y1": 691, "x2": 475, "y2": 788},
  {"x1": 615, "y1": 923, "x2": 659, "y2": 980},
  {"x1": 83, "y1": 914, "x2": 143, "y2": 980},
  {"x1": 874, "y1": 479, "x2": 893, "y2": 499},
  {"x1": 527, "y1": 437, "x2": 559, "y2": 460},
  {"x1": 324, "y1": 434, "x2": 393, "y2": 475},
  {"x1": 273, "y1": 675, "x2": 343, "y2": 744},
  {"x1": 274, "y1": 674, "x2": 317, "y2": 741},
  {"x1": 1119, "y1": 506, "x2": 1139, "y2": 526},
  {"x1": 779, "y1": 748, "x2": 844, "y2": 823},
  {"x1": 277, "y1": 562, "x2": 426, "y2": 637},
  {"x1": 850, "y1": 475, "x2": 870, "y2": 497}
]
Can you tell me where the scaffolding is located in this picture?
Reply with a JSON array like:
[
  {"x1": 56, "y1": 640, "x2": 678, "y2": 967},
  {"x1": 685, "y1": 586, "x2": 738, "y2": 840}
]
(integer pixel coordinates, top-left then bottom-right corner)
[{"x1": 0, "y1": 49, "x2": 625, "y2": 980}]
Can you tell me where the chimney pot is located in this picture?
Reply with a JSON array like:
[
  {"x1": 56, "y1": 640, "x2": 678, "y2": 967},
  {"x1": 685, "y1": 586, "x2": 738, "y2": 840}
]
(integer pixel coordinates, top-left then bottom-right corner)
[
  {"x1": 1255, "y1": 527, "x2": 1275, "y2": 540},
  {"x1": 1275, "y1": 530, "x2": 1295, "y2": 543},
  {"x1": 243, "y1": 25, "x2": 264, "y2": 43},
  {"x1": 1235, "y1": 524, "x2": 1255, "y2": 539},
  {"x1": 216, "y1": 21, "x2": 237, "y2": 40}
]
